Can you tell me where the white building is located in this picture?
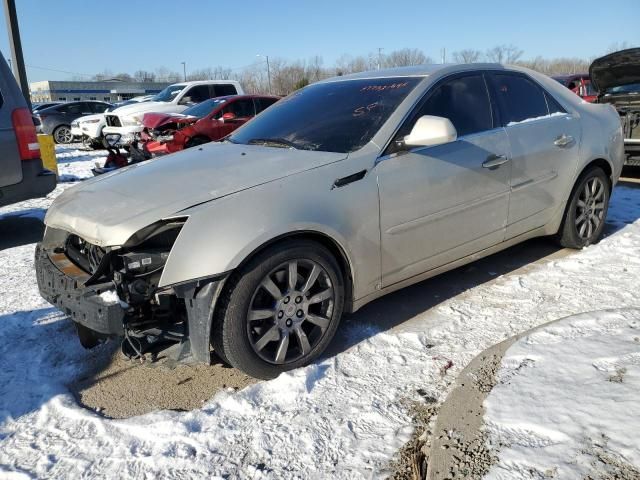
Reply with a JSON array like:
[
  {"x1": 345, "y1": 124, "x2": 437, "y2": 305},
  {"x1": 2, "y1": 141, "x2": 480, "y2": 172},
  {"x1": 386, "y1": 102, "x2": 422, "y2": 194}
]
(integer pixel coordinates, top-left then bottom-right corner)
[{"x1": 30, "y1": 79, "x2": 172, "y2": 103}]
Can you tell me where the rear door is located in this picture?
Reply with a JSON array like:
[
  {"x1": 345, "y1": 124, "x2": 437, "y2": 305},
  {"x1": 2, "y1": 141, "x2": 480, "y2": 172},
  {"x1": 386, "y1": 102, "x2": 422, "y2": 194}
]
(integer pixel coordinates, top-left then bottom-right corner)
[
  {"x1": 0, "y1": 57, "x2": 22, "y2": 188},
  {"x1": 212, "y1": 84, "x2": 238, "y2": 97},
  {"x1": 488, "y1": 72, "x2": 582, "y2": 238}
]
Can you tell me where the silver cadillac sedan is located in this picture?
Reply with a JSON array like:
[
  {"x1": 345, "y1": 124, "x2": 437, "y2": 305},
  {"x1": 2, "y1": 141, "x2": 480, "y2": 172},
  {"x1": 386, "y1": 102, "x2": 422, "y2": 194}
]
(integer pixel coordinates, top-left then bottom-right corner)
[{"x1": 36, "y1": 64, "x2": 624, "y2": 379}]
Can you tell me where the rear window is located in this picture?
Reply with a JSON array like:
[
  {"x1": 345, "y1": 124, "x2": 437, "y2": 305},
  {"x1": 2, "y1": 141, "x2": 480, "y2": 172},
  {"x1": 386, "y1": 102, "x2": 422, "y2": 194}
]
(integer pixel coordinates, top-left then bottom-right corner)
[
  {"x1": 255, "y1": 97, "x2": 278, "y2": 113},
  {"x1": 491, "y1": 73, "x2": 549, "y2": 125}
]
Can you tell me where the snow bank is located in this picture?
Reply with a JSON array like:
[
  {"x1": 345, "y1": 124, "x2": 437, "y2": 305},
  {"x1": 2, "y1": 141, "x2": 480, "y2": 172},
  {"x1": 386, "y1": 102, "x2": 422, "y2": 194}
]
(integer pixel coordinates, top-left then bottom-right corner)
[
  {"x1": 0, "y1": 161, "x2": 639, "y2": 477},
  {"x1": 484, "y1": 309, "x2": 640, "y2": 479}
]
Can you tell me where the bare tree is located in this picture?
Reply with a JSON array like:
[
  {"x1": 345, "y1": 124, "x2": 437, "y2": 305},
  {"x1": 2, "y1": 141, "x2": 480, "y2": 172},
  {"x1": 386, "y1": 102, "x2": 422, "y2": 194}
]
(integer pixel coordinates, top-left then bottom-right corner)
[
  {"x1": 486, "y1": 44, "x2": 523, "y2": 64},
  {"x1": 134, "y1": 70, "x2": 156, "y2": 82},
  {"x1": 452, "y1": 49, "x2": 482, "y2": 64},
  {"x1": 384, "y1": 48, "x2": 429, "y2": 67},
  {"x1": 606, "y1": 41, "x2": 633, "y2": 53}
]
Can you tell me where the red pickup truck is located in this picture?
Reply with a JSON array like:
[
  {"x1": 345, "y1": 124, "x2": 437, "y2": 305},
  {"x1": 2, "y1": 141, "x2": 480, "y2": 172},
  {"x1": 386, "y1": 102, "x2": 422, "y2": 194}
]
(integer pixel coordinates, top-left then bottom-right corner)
[{"x1": 552, "y1": 74, "x2": 598, "y2": 102}]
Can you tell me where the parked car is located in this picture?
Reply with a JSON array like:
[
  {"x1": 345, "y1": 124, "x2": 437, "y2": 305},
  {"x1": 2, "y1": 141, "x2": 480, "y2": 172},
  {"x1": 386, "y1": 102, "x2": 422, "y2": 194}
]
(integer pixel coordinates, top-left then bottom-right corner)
[
  {"x1": 552, "y1": 73, "x2": 597, "y2": 102},
  {"x1": 590, "y1": 47, "x2": 640, "y2": 164},
  {"x1": 71, "y1": 100, "x2": 143, "y2": 149},
  {"x1": 137, "y1": 95, "x2": 280, "y2": 155},
  {"x1": 0, "y1": 53, "x2": 56, "y2": 207},
  {"x1": 102, "y1": 80, "x2": 244, "y2": 145},
  {"x1": 36, "y1": 64, "x2": 624, "y2": 379},
  {"x1": 35, "y1": 101, "x2": 111, "y2": 144},
  {"x1": 32, "y1": 102, "x2": 61, "y2": 113}
]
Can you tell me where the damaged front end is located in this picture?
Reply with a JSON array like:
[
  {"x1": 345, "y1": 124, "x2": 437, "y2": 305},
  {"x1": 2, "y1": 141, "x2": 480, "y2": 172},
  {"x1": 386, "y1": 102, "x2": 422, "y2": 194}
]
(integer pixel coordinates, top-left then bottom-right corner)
[
  {"x1": 35, "y1": 219, "x2": 227, "y2": 364},
  {"x1": 138, "y1": 113, "x2": 199, "y2": 155}
]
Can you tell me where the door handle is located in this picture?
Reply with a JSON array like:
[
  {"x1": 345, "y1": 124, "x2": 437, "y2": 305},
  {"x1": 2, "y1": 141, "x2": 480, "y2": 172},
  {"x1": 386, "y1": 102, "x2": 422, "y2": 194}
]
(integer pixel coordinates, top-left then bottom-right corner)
[
  {"x1": 554, "y1": 134, "x2": 574, "y2": 148},
  {"x1": 482, "y1": 154, "x2": 510, "y2": 169}
]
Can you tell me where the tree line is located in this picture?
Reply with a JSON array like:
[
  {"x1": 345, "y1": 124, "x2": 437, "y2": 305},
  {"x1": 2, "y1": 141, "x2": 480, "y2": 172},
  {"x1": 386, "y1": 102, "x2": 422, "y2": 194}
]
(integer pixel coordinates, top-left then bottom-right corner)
[{"x1": 77, "y1": 42, "x2": 634, "y2": 96}]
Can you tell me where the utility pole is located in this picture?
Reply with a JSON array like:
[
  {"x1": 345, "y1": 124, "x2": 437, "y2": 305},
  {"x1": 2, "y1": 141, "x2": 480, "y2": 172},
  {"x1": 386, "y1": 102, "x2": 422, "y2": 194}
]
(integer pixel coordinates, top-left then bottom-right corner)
[
  {"x1": 257, "y1": 54, "x2": 271, "y2": 94},
  {"x1": 181, "y1": 61, "x2": 186, "y2": 81},
  {"x1": 377, "y1": 47, "x2": 384, "y2": 70},
  {"x1": 441, "y1": 47, "x2": 446, "y2": 64},
  {"x1": 3, "y1": 0, "x2": 31, "y2": 108}
]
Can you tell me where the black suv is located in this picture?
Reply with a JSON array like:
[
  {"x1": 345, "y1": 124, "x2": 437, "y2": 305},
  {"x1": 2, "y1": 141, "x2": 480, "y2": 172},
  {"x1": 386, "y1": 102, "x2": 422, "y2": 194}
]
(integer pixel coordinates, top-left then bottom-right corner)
[{"x1": 0, "y1": 54, "x2": 56, "y2": 207}]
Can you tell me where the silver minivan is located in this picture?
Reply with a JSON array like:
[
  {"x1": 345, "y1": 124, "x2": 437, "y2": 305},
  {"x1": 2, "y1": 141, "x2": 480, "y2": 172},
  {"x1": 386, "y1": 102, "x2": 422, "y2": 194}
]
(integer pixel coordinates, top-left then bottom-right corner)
[{"x1": 0, "y1": 54, "x2": 56, "y2": 208}]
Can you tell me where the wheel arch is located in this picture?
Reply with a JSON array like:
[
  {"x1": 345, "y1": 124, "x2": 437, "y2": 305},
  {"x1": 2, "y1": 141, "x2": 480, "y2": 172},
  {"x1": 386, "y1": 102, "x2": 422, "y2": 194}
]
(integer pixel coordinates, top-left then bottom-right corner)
[
  {"x1": 229, "y1": 230, "x2": 355, "y2": 314},
  {"x1": 578, "y1": 157, "x2": 613, "y2": 185}
]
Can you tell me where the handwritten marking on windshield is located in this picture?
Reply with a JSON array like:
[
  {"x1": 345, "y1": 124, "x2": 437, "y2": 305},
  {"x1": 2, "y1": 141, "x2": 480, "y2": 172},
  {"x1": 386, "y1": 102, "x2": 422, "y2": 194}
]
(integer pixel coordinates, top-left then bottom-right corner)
[
  {"x1": 353, "y1": 103, "x2": 380, "y2": 117},
  {"x1": 360, "y1": 82, "x2": 410, "y2": 92}
]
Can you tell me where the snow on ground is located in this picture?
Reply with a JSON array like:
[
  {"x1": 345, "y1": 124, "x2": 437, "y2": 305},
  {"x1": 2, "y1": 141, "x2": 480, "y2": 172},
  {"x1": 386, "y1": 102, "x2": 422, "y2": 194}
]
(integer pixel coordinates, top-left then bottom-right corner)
[
  {"x1": 484, "y1": 309, "x2": 640, "y2": 479},
  {"x1": 0, "y1": 150, "x2": 639, "y2": 477}
]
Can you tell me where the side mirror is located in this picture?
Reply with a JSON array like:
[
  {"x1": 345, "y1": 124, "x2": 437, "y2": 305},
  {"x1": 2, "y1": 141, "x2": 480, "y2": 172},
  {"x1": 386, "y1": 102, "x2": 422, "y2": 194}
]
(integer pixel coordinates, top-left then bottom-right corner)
[
  {"x1": 404, "y1": 115, "x2": 457, "y2": 148},
  {"x1": 222, "y1": 112, "x2": 236, "y2": 121}
]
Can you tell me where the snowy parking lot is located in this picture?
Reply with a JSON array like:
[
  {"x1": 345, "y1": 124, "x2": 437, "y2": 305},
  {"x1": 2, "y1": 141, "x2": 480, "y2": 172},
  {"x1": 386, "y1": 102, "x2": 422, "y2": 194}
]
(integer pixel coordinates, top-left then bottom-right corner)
[{"x1": 1, "y1": 146, "x2": 639, "y2": 478}]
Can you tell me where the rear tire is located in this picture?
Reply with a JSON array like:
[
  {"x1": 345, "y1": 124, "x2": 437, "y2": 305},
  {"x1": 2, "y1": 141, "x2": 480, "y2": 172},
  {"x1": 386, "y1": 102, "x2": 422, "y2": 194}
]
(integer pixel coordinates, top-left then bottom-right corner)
[
  {"x1": 53, "y1": 125, "x2": 73, "y2": 144},
  {"x1": 556, "y1": 167, "x2": 611, "y2": 249},
  {"x1": 212, "y1": 240, "x2": 345, "y2": 379}
]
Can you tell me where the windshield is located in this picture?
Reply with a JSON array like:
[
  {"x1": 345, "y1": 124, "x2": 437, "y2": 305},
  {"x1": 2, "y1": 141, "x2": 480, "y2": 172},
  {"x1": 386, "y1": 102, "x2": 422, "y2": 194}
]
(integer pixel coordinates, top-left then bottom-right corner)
[
  {"x1": 152, "y1": 84, "x2": 186, "y2": 102},
  {"x1": 183, "y1": 98, "x2": 228, "y2": 118},
  {"x1": 229, "y1": 77, "x2": 421, "y2": 153},
  {"x1": 606, "y1": 83, "x2": 640, "y2": 94}
]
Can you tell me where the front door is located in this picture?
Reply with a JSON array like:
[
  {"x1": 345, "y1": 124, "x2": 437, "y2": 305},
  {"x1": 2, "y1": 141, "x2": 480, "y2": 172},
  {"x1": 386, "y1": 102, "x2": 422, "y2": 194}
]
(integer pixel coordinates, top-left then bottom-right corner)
[{"x1": 377, "y1": 73, "x2": 512, "y2": 287}]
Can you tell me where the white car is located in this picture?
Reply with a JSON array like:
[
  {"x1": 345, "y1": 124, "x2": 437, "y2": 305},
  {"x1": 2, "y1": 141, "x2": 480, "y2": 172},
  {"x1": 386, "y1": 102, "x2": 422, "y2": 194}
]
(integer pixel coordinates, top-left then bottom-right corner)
[
  {"x1": 102, "y1": 80, "x2": 244, "y2": 145},
  {"x1": 70, "y1": 99, "x2": 152, "y2": 149}
]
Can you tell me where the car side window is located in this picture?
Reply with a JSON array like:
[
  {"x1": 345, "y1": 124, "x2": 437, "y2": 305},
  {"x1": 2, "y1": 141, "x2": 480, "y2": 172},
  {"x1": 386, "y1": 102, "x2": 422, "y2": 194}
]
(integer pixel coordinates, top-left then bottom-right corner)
[
  {"x1": 255, "y1": 97, "x2": 278, "y2": 113},
  {"x1": 91, "y1": 102, "x2": 109, "y2": 113},
  {"x1": 225, "y1": 99, "x2": 255, "y2": 118},
  {"x1": 386, "y1": 74, "x2": 493, "y2": 155},
  {"x1": 59, "y1": 103, "x2": 83, "y2": 115},
  {"x1": 183, "y1": 85, "x2": 210, "y2": 104},
  {"x1": 490, "y1": 73, "x2": 549, "y2": 125},
  {"x1": 212, "y1": 84, "x2": 238, "y2": 97},
  {"x1": 544, "y1": 91, "x2": 566, "y2": 115}
]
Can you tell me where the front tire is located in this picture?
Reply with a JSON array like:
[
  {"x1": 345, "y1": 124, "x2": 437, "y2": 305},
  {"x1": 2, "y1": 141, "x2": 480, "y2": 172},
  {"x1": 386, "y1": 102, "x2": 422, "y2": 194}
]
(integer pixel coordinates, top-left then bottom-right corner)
[
  {"x1": 556, "y1": 167, "x2": 611, "y2": 248},
  {"x1": 212, "y1": 240, "x2": 345, "y2": 379}
]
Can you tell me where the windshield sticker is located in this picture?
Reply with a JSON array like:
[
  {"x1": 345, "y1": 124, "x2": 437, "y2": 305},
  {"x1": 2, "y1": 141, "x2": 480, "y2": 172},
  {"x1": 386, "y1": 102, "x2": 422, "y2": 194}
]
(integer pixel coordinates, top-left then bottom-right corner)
[{"x1": 360, "y1": 82, "x2": 410, "y2": 93}]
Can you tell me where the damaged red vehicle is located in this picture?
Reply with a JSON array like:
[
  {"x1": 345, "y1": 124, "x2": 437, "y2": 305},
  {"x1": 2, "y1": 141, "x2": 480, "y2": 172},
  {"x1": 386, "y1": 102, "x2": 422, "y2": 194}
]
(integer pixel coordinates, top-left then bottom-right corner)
[{"x1": 139, "y1": 95, "x2": 280, "y2": 155}]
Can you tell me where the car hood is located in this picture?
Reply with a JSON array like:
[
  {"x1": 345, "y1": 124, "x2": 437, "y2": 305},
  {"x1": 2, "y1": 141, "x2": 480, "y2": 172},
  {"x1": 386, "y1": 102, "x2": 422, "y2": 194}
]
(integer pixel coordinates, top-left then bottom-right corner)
[
  {"x1": 76, "y1": 113, "x2": 104, "y2": 124},
  {"x1": 45, "y1": 142, "x2": 346, "y2": 247},
  {"x1": 142, "y1": 112, "x2": 198, "y2": 129},
  {"x1": 111, "y1": 101, "x2": 181, "y2": 118},
  {"x1": 590, "y1": 48, "x2": 640, "y2": 93}
]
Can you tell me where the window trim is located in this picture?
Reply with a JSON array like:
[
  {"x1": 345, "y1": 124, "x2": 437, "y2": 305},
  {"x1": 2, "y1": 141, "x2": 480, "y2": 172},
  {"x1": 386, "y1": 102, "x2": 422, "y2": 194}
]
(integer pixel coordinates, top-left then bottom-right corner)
[{"x1": 381, "y1": 71, "x2": 498, "y2": 157}]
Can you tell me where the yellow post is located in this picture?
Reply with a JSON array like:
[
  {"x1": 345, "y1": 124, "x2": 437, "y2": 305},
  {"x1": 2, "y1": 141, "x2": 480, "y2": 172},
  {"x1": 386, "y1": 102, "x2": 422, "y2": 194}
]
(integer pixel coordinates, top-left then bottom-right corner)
[{"x1": 37, "y1": 134, "x2": 58, "y2": 176}]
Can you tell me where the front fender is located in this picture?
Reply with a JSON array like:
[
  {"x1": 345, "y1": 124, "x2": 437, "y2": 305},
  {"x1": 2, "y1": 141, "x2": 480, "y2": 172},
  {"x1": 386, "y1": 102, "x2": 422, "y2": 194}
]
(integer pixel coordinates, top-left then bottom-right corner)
[{"x1": 158, "y1": 155, "x2": 381, "y2": 303}]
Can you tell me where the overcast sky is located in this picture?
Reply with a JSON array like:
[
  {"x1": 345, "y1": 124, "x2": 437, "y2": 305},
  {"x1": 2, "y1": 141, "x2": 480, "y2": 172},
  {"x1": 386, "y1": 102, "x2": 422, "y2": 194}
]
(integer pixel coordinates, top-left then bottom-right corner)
[{"x1": 0, "y1": 0, "x2": 638, "y2": 83}]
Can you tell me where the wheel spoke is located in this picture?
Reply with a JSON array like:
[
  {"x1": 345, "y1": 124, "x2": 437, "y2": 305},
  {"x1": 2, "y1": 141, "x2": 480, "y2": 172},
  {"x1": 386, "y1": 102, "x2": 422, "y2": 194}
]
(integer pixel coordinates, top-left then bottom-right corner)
[
  {"x1": 261, "y1": 276, "x2": 282, "y2": 300},
  {"x1": 288, "y1": 261, "x2": 298, "y2": 291},
  {"x1": 274, "y1": 331, "x2": 290, "y2": 363},
  {"x1": 587, "y1": 217, "x2": 593, "y2": 238},
  {"x1": 579, "y1": 220, "x2": 588, "y2": 238},
  {"x1": 294, "y1": 325, "x2": 311, "y2": 355},
  {"x1": 583, "y1": 184, "x2": 590, "y2": 200},
  {"x1": 249, "y1": 309, "x2": 275, "y2": 321},
  {"x1": 591, "y1": 213, "x2": 601, "y2": 230},
  {"x1": 594, "y1": 181, "x2": 604, "y2": 201},
  {"x1": 254, "y1": 325, "x2": 280, "y2": 351},
  {"x1": 301, "y1": 265, "x2": 320, "y2": 294},
  {"x1": 308, "y1": 288, "x2": 332, "y2": 305},
  {"x1": 306, "y1": 313, "x2": 330, "y2": 330},
  {"x1": 576, "y1": 199, "x2": 586, "y2": 209},
  {"x1": 590, "y1": 178, "x2": 597, "y2": 196},
  {"x1": 575, "y1": 212, "x2": 586, "y2": 226},
  {"x1": 594, "y1": 202, "x2": 605, "y2": 211}
]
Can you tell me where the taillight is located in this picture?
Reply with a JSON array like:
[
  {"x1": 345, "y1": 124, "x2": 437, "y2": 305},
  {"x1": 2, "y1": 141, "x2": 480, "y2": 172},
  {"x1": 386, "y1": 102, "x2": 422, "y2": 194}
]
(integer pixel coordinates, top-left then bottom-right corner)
[{"x1": 11, "y1": 107, "x2": 40, "y2": 160}]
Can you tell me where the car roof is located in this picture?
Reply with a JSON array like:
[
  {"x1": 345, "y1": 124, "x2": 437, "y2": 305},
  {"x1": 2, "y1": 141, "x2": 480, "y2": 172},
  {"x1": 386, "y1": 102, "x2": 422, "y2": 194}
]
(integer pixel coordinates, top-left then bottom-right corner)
[
  {"x1": 171, "y1": 80, "x2": 240, "y2": 87},
  {"x1": 319, "y1": 63, "x2": 506, "y2": 84}
]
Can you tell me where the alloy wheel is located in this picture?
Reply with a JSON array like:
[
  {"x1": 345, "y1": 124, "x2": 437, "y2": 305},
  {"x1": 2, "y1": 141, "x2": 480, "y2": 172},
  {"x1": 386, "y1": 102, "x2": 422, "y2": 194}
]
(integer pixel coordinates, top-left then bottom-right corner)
[
  {"x1": 247, "y1": 259, "x2": 335, "y2": 365},
  {"x1": 575, "y1": 176, "x2": 606, "y2": 240},
  {"x1": 55, "y1": 126, "x2": 73, "y2": 144}
]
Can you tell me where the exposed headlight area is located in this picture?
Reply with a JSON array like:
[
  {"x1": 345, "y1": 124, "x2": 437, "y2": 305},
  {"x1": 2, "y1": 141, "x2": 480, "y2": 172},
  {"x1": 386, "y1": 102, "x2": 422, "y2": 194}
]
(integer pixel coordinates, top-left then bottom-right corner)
[
  {"x1": 122, "y1": 117, "x2": 142, "y2": 127},
  {"x1": 41, "y1": 219, "x2": 189, "y2": 358}
]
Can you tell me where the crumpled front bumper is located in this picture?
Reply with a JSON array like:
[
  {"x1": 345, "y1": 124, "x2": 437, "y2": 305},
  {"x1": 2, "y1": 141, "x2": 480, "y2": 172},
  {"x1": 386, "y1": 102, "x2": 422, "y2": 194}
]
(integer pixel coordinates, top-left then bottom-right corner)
[{"x1": 35, "y1": 244, "x2": 125, "y2": 335}]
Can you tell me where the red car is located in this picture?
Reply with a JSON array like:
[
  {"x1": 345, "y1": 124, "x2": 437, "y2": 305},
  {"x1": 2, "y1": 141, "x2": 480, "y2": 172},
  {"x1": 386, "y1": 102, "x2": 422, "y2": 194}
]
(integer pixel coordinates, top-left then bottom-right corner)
[
  {"x1": 552, "y1": 73, "x2": 598, "y2": 102},
  {"x1": 139, "y1": 95, "x2": 280, "y2": 155}
]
